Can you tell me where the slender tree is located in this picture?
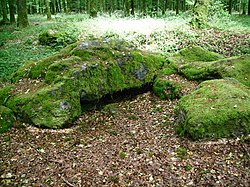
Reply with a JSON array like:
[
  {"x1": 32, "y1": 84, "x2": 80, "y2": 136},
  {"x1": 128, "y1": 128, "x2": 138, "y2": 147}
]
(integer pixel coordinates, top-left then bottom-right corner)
[
  {"x1": 176, "y1": 0, "x2": 180, "y2": 14},
  {"x1": 248, "y1": 0, "x2": 250, "y2": 15},
  {"x1": 66, "y1": 0, "x2": 71, "y2": 14},
  {"x1": 131, "y1": 0, "x2": 135, "y2": 15},
  {"x1": 17, "y1": 0, "x2": 29, "y2": 28},
  {"x1": 124, "y1": 0, "x2": 130, "y2": 16},
  {"x1": 8, "y1": 0, "x2": 16, "y2": 23},
  {"x1": 45, "y1": 0, "x2": 52, "y2": 20},
  {"x1": 242, "y1": 0, "x2": 247, "y2": 14},
  {"x1": 90, "y1": 0, "x2": 97, "y2": 17},
  {"x1": 229, "y1": 0, "x2": 233, "y2": 14}
]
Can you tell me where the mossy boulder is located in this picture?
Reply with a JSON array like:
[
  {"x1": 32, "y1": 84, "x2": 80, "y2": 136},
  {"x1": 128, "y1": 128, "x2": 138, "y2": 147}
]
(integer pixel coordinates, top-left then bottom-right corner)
[
  {"x1": 1, "y1": 38, "x2": 165, "y2": 128},
  {"x1": 169, "y1": 46, "x2": 250, "y2": 87},
  {"x1": 176, "y1": 78, "x2": 250, "y2": 140},
  {"x1": 215, "y1": 55, "x2": 250, "y2": 87},
  {"x1": 168, "y1": 46, "x2": 223, "y2": 80},
  {"x1": 0, "y1": 106, "x2": 15, "y2": 133}
]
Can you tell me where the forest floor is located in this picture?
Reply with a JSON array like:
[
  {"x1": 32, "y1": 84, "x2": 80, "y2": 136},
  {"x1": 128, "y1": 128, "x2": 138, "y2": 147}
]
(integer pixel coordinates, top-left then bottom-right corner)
[
  {"x1": 1, "y1": 14, "x2": 250, "y2": 186},
  {"x1": 1, "y1": 75, "x2": 250, "y2": 186}
]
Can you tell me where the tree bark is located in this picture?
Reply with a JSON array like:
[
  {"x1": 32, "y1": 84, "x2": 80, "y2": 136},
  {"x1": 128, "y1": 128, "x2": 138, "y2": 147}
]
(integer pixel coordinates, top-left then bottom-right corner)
[{"x1": 17, "y1": 0, "x2": 29, "y2": 28}]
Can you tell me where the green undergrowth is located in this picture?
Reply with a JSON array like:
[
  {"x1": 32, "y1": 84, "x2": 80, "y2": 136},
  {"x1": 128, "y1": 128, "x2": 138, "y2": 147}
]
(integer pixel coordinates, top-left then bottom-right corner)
[{"x1": 0, "y1": 16, "x2": 80, "y2": 82}]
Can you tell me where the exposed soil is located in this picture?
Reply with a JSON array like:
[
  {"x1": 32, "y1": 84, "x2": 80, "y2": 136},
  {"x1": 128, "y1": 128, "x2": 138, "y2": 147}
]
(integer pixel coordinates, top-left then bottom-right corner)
[{"x1": 0, "y1": 76, "x2": 249, "y2": 186}]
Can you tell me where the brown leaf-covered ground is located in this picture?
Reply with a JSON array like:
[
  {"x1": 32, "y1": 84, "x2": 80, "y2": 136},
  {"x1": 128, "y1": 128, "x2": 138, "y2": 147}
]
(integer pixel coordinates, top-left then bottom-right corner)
[{"x1": 1, "y1": 77, "x2": 250, "y2": 186}]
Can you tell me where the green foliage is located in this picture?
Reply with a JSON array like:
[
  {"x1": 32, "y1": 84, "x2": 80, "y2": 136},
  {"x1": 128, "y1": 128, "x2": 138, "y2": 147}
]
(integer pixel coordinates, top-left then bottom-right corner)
[
  {"x1": 38, "y1": 30, "x2": 77, "y2": 49},
  {"x1": 176, "y1": 147, "x2": 188, "y2": 159},
  {"x1": 119, "y1": 151, "x2": 127, "y2": 159}
]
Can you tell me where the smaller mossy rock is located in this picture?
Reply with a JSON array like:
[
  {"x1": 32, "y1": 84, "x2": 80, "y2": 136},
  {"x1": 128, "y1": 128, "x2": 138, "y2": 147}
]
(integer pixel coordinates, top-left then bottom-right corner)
[
  {"x1": 169, "y1": 46, "x2": 250, "y2": 85},
  {"x1": 38, "y1": 30, "x2": 77, "y2": 48},
  {"x1": 169, "y1": 46, "x2": 222, "y2": 63},
  {"x1": 176, "y1": 78, "x2": 250, "y2": 140},
  {"x1": 168, "y1": 46, "x2": 223, "y2": 81},
  {"x1": 0, "y1": 106, "x2": 15, "y2": 133},
  {"x1": 215, "y1": 55, "x2": 250, "y2": 87},
  {"x1": 5, "y1": 81, "x2": 81, "y2": 129}
]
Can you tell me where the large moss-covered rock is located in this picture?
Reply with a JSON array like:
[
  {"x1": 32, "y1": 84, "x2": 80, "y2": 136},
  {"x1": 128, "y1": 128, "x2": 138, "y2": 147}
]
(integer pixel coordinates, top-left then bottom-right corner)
[
  {"x1": 0, "y1": 106, "x2": 15, "y2": 133},
  {"x1": 169, "y1": 46, "x2": 250, "y2": 87},
  {"x1": 176, "y1": 78, "x2": 250, "y2": 140},
  {"x1": 1, "y1": 38, "x2": 165, "y2": 128}
]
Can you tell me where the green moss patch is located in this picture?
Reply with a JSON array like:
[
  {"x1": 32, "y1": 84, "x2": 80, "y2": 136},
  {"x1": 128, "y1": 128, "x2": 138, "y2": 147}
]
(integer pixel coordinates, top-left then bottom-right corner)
[
  {"x1": 153, "y1": 73, "x2": 198, "y2": 100},
  {"x1": 176, "y1": 78, "x2": 250, "y2": 140},
  {"x1": 0, "y1": 106, "x2": 15, "y2": 133}
]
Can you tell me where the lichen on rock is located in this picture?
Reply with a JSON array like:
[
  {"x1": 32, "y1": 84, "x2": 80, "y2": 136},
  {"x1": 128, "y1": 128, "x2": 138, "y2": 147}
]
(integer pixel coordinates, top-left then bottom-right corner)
[{"x1": 175, "y1": 78, "x2": 250, "y2": 140}]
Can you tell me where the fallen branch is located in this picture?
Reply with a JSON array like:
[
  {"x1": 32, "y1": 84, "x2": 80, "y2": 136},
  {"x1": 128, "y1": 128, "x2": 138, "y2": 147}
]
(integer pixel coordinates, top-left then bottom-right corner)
[{"x1": 59, "y1": 174, "x2": 75, "y2": 187}]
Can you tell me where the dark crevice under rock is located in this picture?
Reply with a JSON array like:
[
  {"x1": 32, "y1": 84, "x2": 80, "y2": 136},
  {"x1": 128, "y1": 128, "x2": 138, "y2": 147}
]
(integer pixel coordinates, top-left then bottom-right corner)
[{"x1": 81, "y1": 82, "x2": 153, "y2": 112}]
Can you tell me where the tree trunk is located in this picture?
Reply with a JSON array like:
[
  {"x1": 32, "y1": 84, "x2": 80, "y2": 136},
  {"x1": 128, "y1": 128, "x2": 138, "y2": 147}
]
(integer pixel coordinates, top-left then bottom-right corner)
[
  {"x1": 142, "y1": 0, "x2": 147, "y2": 16},
  {"x1": 190, "y1": 0, "x2": 209, "y2": 28},
  {"x1": 124, "y1": 0, "x2": 130, "y2": 16},
  {"x1": 66, "y1": 0, "x2": 71, "y2": 14},
  {"x1": 8, "y1": 0, "x2": 16, "y2": 23},
  {"x1": 17, "y1": 0, "x2": 29, "y2": 28},
  {"x1": 176, "y1": 0, "x2": 180, "y2": 14},
  {"x1": 45, "y1": 0, "x2": 52, "y2": 20},
  {"x1": 248, "y1": 0, "x2": 250, "y2": 15},
  {"x1": 130, "y1": 0, "x2": 135, "y2": 15},
  {"x1": 1, "y1": 0, "x2": 9, "y2": 24},
  {"x1": 90, "y1": 0, "x2": 97, "y2": 17},
  {"x1": 242, "y1": 0, "x2": 247, "y2": 15},
  {"x1": 229, "y1": 0, "x2": 233, "y2": 14}
]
